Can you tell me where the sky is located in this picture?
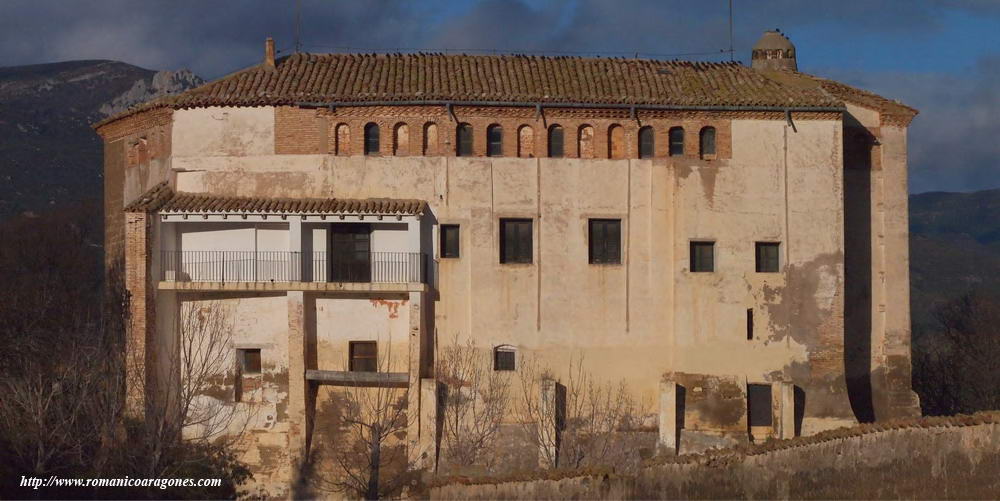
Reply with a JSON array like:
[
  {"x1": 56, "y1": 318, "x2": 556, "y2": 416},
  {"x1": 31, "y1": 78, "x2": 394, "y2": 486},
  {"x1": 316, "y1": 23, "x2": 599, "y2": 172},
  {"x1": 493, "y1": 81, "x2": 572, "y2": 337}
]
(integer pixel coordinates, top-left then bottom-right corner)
[{"x1": 1, "y1": 0, "x2": 998, "y2": 194}]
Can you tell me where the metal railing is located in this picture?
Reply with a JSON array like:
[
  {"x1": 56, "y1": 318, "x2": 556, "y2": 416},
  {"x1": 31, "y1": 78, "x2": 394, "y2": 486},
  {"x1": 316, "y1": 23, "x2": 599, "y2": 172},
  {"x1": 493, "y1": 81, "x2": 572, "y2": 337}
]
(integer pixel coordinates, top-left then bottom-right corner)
[{"x1": 160, "y1": 251, "x2": 426, "y2": 284}]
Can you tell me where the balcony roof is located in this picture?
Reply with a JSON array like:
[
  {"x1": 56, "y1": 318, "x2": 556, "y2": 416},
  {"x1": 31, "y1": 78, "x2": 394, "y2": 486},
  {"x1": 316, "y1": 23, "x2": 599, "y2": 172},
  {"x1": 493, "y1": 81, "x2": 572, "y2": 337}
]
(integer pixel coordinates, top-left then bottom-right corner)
[{"x1": 126, "y1": 182, "x2": 427, "y2": 217}]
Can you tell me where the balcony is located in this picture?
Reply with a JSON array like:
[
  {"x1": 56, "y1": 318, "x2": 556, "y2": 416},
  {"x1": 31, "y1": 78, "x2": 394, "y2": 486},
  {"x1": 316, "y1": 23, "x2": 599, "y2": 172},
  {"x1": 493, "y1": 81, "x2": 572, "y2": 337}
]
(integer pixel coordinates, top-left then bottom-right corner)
[{"x1": 158, "y1": 251, "x2": 427, "y2": 292}]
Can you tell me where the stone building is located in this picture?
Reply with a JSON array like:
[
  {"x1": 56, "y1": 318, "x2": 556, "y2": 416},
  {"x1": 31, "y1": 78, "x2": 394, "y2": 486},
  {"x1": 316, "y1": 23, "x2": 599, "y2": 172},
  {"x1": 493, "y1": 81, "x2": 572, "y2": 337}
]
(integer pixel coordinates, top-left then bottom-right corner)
[{"x1": 97, "y1": 32, "x2": 919, "y2": 495}]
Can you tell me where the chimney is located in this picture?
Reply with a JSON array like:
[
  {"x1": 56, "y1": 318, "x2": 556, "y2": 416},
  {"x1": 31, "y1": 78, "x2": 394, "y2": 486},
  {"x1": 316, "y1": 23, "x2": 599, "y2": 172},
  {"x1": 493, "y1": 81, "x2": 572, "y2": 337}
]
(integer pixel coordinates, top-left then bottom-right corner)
[
  {"x1": 264, "y1": 37, "x2": 275, "y2": 69},
  {"x1": 751, "y1": 30, "x2": 797, "y2": 72}
]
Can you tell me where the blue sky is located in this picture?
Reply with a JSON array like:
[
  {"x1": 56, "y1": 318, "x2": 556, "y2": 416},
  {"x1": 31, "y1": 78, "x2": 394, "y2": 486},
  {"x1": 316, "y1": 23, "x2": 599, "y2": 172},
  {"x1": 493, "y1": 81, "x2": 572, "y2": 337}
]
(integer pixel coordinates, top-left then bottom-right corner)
[{"x1": 1, "y1": 0, "x2": 997, "y2": 193}]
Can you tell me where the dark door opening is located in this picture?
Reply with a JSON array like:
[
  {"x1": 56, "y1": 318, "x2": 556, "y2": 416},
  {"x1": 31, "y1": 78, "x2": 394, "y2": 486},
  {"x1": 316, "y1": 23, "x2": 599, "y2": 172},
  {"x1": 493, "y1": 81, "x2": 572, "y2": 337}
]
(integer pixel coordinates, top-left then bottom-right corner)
[{"x1": 330, "y1": 223, "x2": 371, "y2": 282}]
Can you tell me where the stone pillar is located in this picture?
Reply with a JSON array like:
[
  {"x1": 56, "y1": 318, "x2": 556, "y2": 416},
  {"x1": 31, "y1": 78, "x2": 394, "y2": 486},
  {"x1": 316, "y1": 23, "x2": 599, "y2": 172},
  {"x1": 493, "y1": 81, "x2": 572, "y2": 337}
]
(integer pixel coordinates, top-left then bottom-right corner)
[
  {"x1": 538, "y1": 378, "x2": 562, "y2": 469},
  {"x1": 774, "y1": 381, "x2": 796, "y2": 440},
  {"x1": 658, "y1": 378, "x2": 678, "y2": 454},
  {"x1": 413, "y1": 378, "x2": 440, "y2": 471},
  {"x1": 286, "y1": 291, "x2": 309, "y2": 477}
]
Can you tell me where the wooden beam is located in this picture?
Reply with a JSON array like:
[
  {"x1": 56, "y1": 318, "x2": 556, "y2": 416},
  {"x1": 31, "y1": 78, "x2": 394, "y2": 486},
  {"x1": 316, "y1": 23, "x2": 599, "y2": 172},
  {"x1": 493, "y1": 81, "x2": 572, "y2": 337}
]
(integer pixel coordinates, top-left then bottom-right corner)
[{"x1": 305, "y1": 370, "x2": 408, "y2": 387}]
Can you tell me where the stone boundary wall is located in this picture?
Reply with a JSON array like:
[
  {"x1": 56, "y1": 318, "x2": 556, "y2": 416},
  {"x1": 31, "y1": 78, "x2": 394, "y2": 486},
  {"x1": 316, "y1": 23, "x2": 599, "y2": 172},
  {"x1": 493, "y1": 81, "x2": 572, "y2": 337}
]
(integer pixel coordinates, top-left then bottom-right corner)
[{"x1": 419, "y1": 412, "x2": 1000, "y2": 500}]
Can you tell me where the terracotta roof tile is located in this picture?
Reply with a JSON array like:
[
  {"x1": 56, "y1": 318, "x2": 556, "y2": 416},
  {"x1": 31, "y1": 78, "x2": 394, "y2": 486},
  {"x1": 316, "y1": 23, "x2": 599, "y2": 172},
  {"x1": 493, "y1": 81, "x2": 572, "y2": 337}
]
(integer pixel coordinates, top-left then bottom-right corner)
[
  {"x1": 98, "y1": 52, "x2": 853, "y2": 126},
  {"x1": 125, "y1": 182, "x2": 426, "y2": 216}
]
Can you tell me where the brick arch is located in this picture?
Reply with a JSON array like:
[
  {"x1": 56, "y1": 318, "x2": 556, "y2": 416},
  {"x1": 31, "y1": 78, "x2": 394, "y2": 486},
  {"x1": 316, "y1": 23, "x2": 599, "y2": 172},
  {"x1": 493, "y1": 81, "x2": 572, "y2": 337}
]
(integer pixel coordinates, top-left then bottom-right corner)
[
  {"x1": 393, "y1": 122, "x2": 409, "y2": 156},
  {"x1": 423, "y1": 122, "x2": 438, "y2": 156},
  {"x1": 578, "y1": 124, "x2": 595, "y2": 159},
  {"x1": 517, "y1": 125, "x2": 534, "y2": 158},
  {"x1": 335, "y1": 123, "x2": 351, "y2": 155},
  {"x1": 607, "y1": 124, "x2": 625, "y2": 159}
]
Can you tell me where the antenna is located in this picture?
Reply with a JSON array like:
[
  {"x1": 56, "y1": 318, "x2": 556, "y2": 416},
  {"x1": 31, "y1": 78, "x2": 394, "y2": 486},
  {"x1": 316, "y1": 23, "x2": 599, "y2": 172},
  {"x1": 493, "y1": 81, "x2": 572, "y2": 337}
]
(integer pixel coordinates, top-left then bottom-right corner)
[
  {"x1": 294, "y1": 0, "x2": 302, "y2": 53},
  {"x1": 728, "y1": 0, "x2": 735, "y2": 61}
]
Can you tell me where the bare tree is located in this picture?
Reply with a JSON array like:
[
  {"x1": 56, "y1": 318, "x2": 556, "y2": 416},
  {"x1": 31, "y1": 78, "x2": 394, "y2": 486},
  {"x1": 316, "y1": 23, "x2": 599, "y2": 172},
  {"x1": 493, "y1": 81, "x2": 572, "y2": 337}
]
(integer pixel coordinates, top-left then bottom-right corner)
[
  {"x1": 437, "y1": 335, "x2": 511, "y2": 468},
  {"x1": 310, "y1": 342, "x2": 418, "y2": 500}
]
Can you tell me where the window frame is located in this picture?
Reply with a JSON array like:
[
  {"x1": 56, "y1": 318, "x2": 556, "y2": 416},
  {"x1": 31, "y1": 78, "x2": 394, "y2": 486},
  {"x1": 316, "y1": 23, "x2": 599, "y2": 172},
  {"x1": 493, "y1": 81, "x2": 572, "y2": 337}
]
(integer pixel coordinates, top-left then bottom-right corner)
[
  {"x1": 747, "y1": 383, "x2": 773, "y2": 427},
  {"x1": 457, "y1": 123, "x2": 474, "y2": 157},
  {"x1": 699, "y1": 126, "x2": 717, "y2": 158},
  {"x1": 487, "y1": 124, "x2": 503, "y2": 157},
  {"x1": 548, "y1": 124, "x2": 564, "y2": 158},
  {"x1": 349, "y1": 341, "x2": 378, "y2": 373},
  {"x1": 493, "y1": 345, "x2": 516, "y2": 371},
  {"x1": 638, "y1": 126, "x2": 655, "y2": 159},
  {"x1": 239, "y1": 348, "x2": 262, "y2": 375},
  {"x1": 689, "y1": 240, "x2": 715, "y2": 273},
  {"x1": 588, "y1": 218, "x2": 622, "y2": 265},
  {"x1": 440, "y1": 224, "x2": 460, "y2": 259},
  {"x1": 755, "y1": 242, "x2": 781, "y2": 273},
  {"x1": 499, "y1": 218, "x2": 533, "y2": 264},
  {"x1": 364, "y1": 123, "x2": 380, "y2": 156},
  {"x1": 669, "y1": 127, "x2": 685, "y2": 157}
]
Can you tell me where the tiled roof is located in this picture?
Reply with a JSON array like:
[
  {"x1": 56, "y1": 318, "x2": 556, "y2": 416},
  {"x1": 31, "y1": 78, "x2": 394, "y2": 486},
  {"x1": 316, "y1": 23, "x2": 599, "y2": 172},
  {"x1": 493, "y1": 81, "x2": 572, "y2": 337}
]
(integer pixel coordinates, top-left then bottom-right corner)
[
  {"x1": 757, "y1": 70, "x2": 918, "y2": 122},
  {"x1": 99, "y1": 52, "x2": 849, "y2": 126},
  {"x1": 125, "y1": 183, "x2": 426, "y2": 216}
]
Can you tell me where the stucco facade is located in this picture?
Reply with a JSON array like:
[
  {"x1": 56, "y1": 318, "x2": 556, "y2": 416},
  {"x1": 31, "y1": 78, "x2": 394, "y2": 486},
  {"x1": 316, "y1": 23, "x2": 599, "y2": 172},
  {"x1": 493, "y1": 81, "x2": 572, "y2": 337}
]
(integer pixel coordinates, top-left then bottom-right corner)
[{"x1": 98, "y1": 37, "x2": 919, "y2": 496}]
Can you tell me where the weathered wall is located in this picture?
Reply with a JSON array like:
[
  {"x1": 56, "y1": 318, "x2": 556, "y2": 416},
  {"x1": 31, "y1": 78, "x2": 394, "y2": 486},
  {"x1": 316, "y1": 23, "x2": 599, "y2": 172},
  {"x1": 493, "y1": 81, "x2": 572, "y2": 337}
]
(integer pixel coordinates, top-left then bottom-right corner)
[{"x1": 424, "y1": 415, "x2": 1000, "y2": 500}]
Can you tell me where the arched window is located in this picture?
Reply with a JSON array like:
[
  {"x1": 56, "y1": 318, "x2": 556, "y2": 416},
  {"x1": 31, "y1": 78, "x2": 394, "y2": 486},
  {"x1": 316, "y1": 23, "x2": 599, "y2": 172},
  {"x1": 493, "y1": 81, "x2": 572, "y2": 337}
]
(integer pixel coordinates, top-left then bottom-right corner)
[
  {"x1": 638, "y1": 126, "x2": 655, "y2": 159},
  {"x1": 517, "y1": 125, "x2": 534, "y2": 158},
  {"x1": 364, "y1": 123, "x2": 380, "y2": 156},
  {"x1": 699, "y1": 126, "x2": 716, "y2": 158},
  {"x1": 393, "y1": 123, "x2": 409, "y2": 156},
  {"x1": 456, "y1": 123, "x2": 474, "y2": 157},
  {"x1": 669, "y1": 127, "x2": 685, "y2": 156},
  {"x1": 608, "y1": 124, "x2": 625, "y2": 159},
  {"x1": 335, "y1": 123, "x2": 350, "y2": 155},
  {"x1": 487, "y1": 124, "x2": 503, "y2": 157},
  {"x1": 423, "y1": 122, "x2": 438, "y2": 156},
  {"x1": 493, "y1": 345, "x2": 516, "y2": 371},
  {"x1": 548, "y1": 124, "x2": 564, "y2": 158},
  {"x1": 578, "y1": 125, "x2": 595, "y2": 159}
]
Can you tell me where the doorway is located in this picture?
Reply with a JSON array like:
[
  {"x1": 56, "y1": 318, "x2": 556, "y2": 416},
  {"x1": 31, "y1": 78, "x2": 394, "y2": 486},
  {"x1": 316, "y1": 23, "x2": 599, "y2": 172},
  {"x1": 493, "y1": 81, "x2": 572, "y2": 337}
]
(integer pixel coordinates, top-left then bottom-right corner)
[{"x1": 329, "y1": 223, "x2": 371, "y2": 282}]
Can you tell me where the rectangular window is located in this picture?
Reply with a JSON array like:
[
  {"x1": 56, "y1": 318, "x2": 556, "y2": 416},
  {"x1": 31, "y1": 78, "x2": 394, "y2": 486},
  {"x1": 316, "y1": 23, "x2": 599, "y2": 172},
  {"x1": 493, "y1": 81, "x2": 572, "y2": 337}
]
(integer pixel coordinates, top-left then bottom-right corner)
[
  {"x1": 755, "y1": 242, "x2": 780, "y2": 273},
  {"x1": 500, "y1": 219, "x2": 533, "y2": 264},
  {"x1": 494, "y1": 347, "x2": 516, "y2": 371},
  {"x1": 588, "y1": 219, "x2": 621, "y2": 264},
  {"x1": 240, "y1": 349, "x2": 262, "y2": 375},
  {"x1": 747, "y1": 384, "x2": 773, "y2": 427},
  {"x1": 440, "y1": 224, "x2": 460, "y2": 259},
  {"x1": 349, "y1": 341, "x2": 378, "y2": 372},
  {"x1": 690, "y1": 241, "x2": 715, "y2": 272},
  {"x1": 747, "y1": 308, "x2": 754, "y2": 340}
]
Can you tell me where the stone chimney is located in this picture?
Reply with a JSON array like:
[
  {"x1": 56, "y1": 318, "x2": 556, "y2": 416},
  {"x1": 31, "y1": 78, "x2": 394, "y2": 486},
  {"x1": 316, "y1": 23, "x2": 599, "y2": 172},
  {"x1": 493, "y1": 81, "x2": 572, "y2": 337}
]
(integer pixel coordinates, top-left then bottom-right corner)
[
  {"x1": 264, "y1": 37, "x2": 276, "y2": 69},
  {"x1": 751, "y1": 30, "x2": 797, "y2": 72}
]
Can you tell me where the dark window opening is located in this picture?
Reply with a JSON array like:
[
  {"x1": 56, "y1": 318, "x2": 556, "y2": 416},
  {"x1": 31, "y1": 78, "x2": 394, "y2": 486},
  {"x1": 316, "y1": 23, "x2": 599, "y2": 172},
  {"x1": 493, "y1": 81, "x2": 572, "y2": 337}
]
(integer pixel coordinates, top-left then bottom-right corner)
[
  {"x1": 487, "y1": 124, "x2": 503, "y2": 157},
  {"x1": 457, "y1": 123, "x2": 474, "y2": 157},
  {"x1": 441, "y1": 224, "x2": 460, "y2": 259},
  {"x1": 639, "y1": 126, "x2": 655, "y2": 158},
  {"x1": 747, "y1": 308, "x2": 754, "y2": 340},
  {"x1": 364, "y1": 123, "x2": 380, "y2": 155},
  {"x1": 747, "y1": 384, "x2": 773, "y2": 426},
  {"x1": 669, "y1": 127, "x2": 685, "y2": 156},
  {"x1": 548, "y1": 125, "x2": 564, "y2": 158},
  {"x1": 700, "y1": 127, "x2": 716, "y2": 157},
  {"x1": 494, "y1": 346, "x2": 516, "y2": 371},
  {"x1": 235, "y1": 349, "x2": 261, "y2": 402},
  {"x1": 349, "y1": 341, "x2": 378, "y2": 372},
  {"x1": 500, "y1": 218, "x2": 533, "y2": 264},
  {"x1": 589, "y1": 219, "x2": 622, "y2": 264},
  {"x1": 690, "y1": 241, "x2": 715, "y2": 272},
  {"x1": 755, "y1": 242, "x2": 780, "y2": 273}
]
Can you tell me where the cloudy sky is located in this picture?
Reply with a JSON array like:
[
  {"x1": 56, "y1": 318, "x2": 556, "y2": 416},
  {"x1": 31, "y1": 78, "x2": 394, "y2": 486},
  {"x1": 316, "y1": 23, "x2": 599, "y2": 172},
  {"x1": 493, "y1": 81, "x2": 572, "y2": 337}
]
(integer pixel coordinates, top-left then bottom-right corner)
[{"x1": 1, "y1": 0, "x2": 997, "y2": 193}]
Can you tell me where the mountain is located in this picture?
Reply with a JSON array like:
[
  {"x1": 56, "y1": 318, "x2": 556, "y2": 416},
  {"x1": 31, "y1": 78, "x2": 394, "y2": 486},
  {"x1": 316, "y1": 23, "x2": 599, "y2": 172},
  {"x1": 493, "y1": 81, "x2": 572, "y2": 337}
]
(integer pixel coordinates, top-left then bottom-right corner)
[
  {"x1": 0, "y1": 60, "x2": 203, "y2": 218},
  {"x1": 909, "y1": 189, "x2": 1000, "y2": 335}
]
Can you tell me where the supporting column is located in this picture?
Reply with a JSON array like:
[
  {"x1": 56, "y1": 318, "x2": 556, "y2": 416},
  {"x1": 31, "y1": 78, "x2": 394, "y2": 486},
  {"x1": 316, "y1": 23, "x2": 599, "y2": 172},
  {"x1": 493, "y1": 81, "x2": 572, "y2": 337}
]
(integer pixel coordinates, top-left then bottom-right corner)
[
  {"x1": 406, "y1": 291, "x2": 426, "y2": 467},
  {"x1": 774, "y1": 381, "x2": 796, "y2": 440},
  {"x1": 658, "y1": 377, "x2": 678, "y2": 455},
  {"x1": 538, "y1": 378, "x2": 562, "y2": 469},
  {"x1": 124, "y1": 211, "x2": 154, "y2": 418},
  {"x1": 289, "y1": 218, "x2": 302, "y2": 281},
  {"x1": 413, "y1": 378, "x2": 440, "y2": 471},
  {"x1": 286, "y1": 291, "x2": 309, "y2": 480}
]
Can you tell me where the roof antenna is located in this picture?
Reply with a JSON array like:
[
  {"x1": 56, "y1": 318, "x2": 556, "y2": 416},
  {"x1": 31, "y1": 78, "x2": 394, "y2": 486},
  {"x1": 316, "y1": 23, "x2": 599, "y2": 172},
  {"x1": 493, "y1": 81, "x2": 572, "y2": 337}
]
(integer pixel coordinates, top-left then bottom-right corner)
[
  {"x1": 294, "y1": 0, "x2": 302, "y2": 53},
  {"x1": 728, "y1": 0, "x2": 735, "y2": 62}
]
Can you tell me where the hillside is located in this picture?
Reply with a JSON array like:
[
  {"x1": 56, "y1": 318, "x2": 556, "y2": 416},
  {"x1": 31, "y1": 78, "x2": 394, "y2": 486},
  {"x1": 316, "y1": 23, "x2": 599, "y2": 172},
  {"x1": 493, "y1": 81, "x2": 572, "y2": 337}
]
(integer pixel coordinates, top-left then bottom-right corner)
[{"x1": 0, "y1": 60, "x2": 202, "y2": 218}]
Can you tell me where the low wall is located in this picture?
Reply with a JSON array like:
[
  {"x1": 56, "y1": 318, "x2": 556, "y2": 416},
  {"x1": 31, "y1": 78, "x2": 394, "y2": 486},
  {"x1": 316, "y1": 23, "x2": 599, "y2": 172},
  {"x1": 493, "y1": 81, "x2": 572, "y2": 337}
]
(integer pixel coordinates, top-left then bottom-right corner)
[{"x1": 421, "y1": 413, "x2": 1000, "y2": 500}]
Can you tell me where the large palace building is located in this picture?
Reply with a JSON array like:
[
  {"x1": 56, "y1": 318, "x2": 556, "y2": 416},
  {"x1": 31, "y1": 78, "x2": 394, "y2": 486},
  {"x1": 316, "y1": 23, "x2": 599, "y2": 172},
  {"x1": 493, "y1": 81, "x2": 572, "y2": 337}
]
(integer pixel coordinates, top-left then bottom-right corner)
[{"x1": 98, "y1": 31, "x2": 920, "y2": 494}]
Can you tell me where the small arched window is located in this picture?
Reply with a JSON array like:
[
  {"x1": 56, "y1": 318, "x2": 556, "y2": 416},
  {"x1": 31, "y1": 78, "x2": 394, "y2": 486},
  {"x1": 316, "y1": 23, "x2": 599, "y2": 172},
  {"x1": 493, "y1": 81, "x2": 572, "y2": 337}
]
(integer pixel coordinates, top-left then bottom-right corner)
[
  {"x1": 393, "y1": 122, "x2": 409, "y2": 156},
  {"x1": 517, "y1": 125, "x2": 534, "y2": 157},
  {"x1": 494, "y1": 345, "x2": 516, "y2": 371},
  {"x1": 578, "y1": 125, "x2": 595, "y2": 159},
  {"x1": 638, "y1": 126, "x2": 655, "y2": 159},
  {"x1": 669, "y1": 127, "x2": 685, "y2": 156},
  {"x1": 487, "y1": 124, "x2": 503, "y2": 157},
  {"x1": 548, "y1": 124, "x2": 564, "y2": 158},
  {"x1": 423, "y1": 122, "x2": 438, "y2": 156},
  {"x1": 456, "y1": 123, "x2": 474, "y2": 157},
  {"x1": 608, "y1": 124, "x2": 625, "y2": 159},
  {"x1": 364, "y1": 123, "x2": 380, "y2": 156},
  {"x1": 699, "y1": 126, "x2": 716, "y2": 158},
  {"x1": 335, "y1": 123, "x2": 350, "y2": 155}
]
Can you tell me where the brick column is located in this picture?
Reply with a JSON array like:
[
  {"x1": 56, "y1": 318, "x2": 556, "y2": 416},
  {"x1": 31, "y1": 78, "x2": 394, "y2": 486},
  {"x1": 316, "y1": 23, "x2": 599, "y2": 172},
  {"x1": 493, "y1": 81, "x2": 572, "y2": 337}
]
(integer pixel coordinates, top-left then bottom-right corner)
[
  {"x1": 658, "y1": 377, "x2": 678, "y2": 455},
  {"x1": 124, "y1": 211, "x2": 154, "y2": 418}
]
